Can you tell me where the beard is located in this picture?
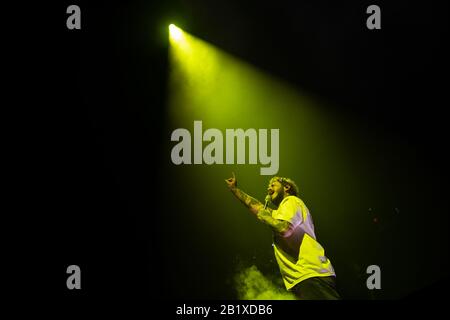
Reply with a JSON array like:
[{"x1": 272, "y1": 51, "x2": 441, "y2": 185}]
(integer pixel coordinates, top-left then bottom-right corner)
[{"x1": 271, "y1": 189, "x2": 285, "y2": 206}]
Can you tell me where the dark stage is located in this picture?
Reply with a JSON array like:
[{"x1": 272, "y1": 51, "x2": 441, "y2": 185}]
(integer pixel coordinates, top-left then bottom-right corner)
[{"x1": 21, "y1": 0, "x2": 450, "y2": 314}]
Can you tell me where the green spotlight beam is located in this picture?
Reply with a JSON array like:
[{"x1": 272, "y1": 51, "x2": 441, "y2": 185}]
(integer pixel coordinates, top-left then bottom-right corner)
[{"x1": 166, "y1": 26, "x2": 376, "y2": 247}]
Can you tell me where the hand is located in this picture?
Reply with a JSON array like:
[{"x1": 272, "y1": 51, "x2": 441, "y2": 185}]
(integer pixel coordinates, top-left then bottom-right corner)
[{"x1": 225, "y1": 172, "x2": 237, "y2": 189}]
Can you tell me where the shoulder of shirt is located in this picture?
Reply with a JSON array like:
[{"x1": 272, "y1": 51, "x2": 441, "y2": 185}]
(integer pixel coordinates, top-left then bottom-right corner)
[{"x1": 280, "y1": 195, "x2": 302, "y2": 206}]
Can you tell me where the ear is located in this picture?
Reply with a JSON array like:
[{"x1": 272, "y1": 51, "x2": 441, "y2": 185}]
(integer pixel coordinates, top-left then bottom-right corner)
[{"x1": 284, "y1": 185, "x2": 291, "y2": 193}]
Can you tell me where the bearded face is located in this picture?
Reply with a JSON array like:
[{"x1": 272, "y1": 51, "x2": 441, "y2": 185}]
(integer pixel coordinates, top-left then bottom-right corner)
[{"x1": 267, "y1": 180, "x2": 287, "y2": 206}]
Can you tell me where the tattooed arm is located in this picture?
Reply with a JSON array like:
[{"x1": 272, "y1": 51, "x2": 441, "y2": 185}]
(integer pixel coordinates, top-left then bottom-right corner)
[
  {"x1": 230, "y1": 187, "x2": 267, "y2": 215},
  {"x1": 225, "y1": 173, "x2": 293, "y2": 236},
  {"x1": 257, "y1": 209, "x2": 293, "y2": 236},
  {"x1": 225, "y1": 172, "x2": 268, "y2": 215}
]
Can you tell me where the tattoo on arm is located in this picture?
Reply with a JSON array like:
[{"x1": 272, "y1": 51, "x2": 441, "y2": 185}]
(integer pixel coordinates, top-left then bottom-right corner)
[
  {"x1": 257, "y1": 209, "x2": 292, "y2": 235},
  {"x1": 231, "y1": 188, "x2": 263, "y2": 214}
]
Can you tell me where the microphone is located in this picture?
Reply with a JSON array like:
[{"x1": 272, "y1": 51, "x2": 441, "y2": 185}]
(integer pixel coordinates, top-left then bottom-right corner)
[{"x1": 264, "y1": 194, "x2": 271, "y2": 210}]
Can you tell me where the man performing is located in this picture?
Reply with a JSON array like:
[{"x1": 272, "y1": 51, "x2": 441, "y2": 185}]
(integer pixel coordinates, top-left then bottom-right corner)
[{"x1": 225, "y1": 173, "x2": 340, "y2": 300}]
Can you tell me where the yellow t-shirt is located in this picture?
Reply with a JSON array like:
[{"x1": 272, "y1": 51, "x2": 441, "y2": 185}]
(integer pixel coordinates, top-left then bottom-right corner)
[{"x1": 272, "y1": 196, "x2": 336, "y2": 290}]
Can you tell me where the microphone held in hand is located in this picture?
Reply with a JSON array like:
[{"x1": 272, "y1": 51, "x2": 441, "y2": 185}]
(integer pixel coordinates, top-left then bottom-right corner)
[{"x1": 264, "y1": 194, "x2": 271, "y2": 210}]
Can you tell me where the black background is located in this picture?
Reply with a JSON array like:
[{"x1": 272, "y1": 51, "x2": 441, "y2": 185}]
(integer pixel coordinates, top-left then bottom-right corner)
[{"x1": 18, "y1": 0, "x2": 449, "y2": 313}]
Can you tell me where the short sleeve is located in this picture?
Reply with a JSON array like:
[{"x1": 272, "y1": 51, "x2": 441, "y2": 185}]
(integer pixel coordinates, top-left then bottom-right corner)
[{"x1": 271, "y1": 196, "x2": 303, "y2": 228}]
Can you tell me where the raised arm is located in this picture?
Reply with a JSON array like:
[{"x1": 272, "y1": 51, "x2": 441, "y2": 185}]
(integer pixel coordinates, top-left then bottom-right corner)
[
  {"x1": 225, "y1": 172, "x2": 264, "y2": 215},
  {"x1": 225, "y1": 173, "x2": 292, "y2": 236}
]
